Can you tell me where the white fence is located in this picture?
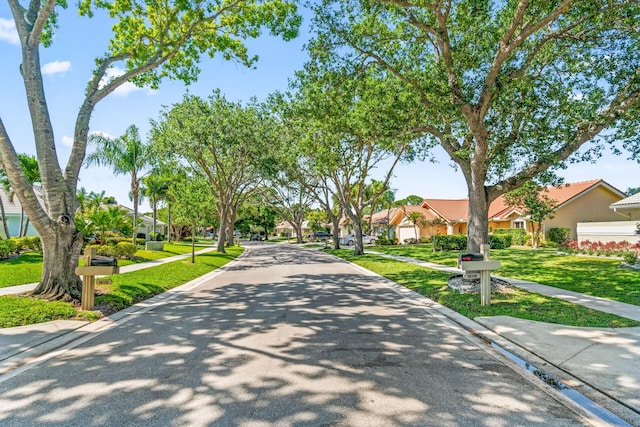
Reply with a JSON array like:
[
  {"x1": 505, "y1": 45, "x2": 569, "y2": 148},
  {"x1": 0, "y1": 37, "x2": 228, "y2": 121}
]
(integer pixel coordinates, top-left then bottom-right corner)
[{"x1": 576, "y1": 221, "x2": 640, "y2": 244}]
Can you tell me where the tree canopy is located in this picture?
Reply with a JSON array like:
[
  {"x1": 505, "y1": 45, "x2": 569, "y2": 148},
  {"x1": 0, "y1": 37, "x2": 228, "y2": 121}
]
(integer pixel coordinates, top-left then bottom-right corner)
[{"x1": 310, "y1": 0, "x2": 640, "y2": 251}]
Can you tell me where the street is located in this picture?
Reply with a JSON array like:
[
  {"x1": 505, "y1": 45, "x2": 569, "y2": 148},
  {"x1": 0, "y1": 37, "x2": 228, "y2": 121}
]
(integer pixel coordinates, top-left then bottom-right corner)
[{"x1": 0, "y1": 243, "x2": 587, "y2": 426}]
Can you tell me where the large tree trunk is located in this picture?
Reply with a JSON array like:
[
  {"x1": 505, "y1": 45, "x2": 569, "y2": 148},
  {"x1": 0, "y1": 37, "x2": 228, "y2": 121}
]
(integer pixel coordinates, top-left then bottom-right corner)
[
  {"x1": 467, "y1": 179, "x2": 490, "y2": 254},
  {"x1": 31, "y1": 216, "x2": 83, "y2": 301},
  {"x1": 351, "y1": 217, "x2": 365, "y2": 256},
  {"x1": 330, "y1": 214, "x2": 341, "y2": 250},
  {"x1": 216, "y1": 202, "x2": 228, "y2": 253}
]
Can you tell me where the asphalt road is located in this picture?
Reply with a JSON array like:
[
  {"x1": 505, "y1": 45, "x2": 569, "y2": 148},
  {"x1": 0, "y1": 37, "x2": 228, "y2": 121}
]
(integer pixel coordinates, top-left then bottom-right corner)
[{"x1": 0, "y1": 243, "x2": 588, "y2": 426}]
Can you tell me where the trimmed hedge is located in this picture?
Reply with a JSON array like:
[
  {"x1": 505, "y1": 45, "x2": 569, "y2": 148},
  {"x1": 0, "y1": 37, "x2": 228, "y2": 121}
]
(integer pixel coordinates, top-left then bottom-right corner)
[
  {"x1": 0, "y1": 240, "x2": 18, "y2": 258},
  {"x1": 548, "y1": 227, "x2": 570, "y2": 246},
  {"x1": 105, "y1": 237, "x2": 146, "y2": 246},
  {"x1": 492, "y1": 228, "x2": 527, "y2": 245},
  {"x1": 86, "y1": 242, "x2": 138, "y2": 259},
  {"x1": 433, "y1": 234, "x2": 467, "y2": 251},
  {"x1": 489, "y1": 233, "x2": 512, "y2": 249}
]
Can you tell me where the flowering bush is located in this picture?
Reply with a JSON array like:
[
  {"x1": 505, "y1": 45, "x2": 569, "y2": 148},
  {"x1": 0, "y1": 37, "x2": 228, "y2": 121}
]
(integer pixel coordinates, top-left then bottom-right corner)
[{"x1": 564, "y1": 239, "x2": 640, "y2": 259}]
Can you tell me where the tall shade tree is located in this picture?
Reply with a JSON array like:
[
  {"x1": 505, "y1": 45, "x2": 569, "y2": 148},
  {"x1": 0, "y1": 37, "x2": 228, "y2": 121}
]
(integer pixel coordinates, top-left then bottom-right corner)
[
  {"x1": 311, "y1": 0, "x2": 640, "y2": 253},
  {"x1": 150, "y1": 91, "x2": 271, "y2": 253},
  {"x1": 291, "y1": 65, "x2": 427, "y2": 255},
  {"x1": 0, "y1": 0, "x2": 300, "y2": 301},
  {"x1": 85, "y1": 125, "x2": 150, "y2": 244}
]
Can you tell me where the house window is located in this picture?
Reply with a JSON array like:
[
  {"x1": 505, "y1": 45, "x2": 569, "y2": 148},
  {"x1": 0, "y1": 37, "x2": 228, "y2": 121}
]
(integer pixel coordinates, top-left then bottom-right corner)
[{"x1": 513, "y1": 221, "x2": 525, "y2": 229}]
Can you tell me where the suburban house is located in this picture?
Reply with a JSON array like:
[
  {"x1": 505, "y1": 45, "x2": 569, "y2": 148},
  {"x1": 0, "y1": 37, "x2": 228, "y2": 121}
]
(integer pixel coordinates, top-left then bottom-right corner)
[
  {"x1": 577, "y1": 192, "x2": 640, "y2": 244},
  {"x1": 116, "y1": 204, "x2": 166, "y2": 240},
  {"x1": 274, "y1": 220, "x2": 311, "y2": 238},
  {"x1": 0, "y1": 187, "x2": 40, "y2": 238},
  {"x1": 385, "y1": 179, "x2": 627, "y2": 243},
  {"x1": 0, "y1": 186, "x2": 163, "y2": 240}
]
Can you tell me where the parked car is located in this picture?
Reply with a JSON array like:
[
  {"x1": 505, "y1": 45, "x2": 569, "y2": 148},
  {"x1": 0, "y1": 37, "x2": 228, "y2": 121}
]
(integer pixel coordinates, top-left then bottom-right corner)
[
  {"x1": 341, "y1": 233, "x2": 376, "y2": 246},
  {"x1": 250, "y1": 234, "x2": 263, "y2": 241},
  {"x1": 307, "y1": 231, "x2": 332, "y2": 241}
]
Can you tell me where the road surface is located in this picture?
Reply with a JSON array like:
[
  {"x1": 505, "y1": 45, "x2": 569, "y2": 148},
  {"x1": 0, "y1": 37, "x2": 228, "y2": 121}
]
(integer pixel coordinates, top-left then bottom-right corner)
[{"x1": 0, "y1": 243, "x2": 587, "y2": 426}]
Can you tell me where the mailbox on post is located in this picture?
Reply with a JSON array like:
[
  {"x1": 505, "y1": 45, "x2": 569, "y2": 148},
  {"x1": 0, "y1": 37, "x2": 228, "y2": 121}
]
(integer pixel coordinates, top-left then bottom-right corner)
[
  {"x1": 458, "y1": 245, "x2": 501, "y2": 306},
  {"x1": 75, "y1": 248, "x2": 119, "y2": 310}
]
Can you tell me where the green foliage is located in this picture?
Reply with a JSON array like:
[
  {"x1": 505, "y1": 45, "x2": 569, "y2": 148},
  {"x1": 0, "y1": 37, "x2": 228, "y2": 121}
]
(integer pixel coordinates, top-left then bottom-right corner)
[
  {"x1": 148, "y1": 232, "x2": 164, "y2": 241},
  {"x1": 114, "y1": 242, "x2": 138, "y2": 258},
  {"x1": 9, "y1": 237, "x2": 42, "y2": 253},
  {"x1": 548, "y1": 228, "x2": 571, "y2": 246},
  {"x1": 432, "y1": 234, "x2": 467, "y2": 251},
  {"x1": 0, "y1": 240, "x2": 18, "y2": 258},
  {"x1": 493, "y1": 228, "x2": 527, "y2": 246},
  {"x1": 310, "y1": 0, "x2": 640, "y2": 252},
  {"x1": 489, "y1": 234, "x2": 512, "y2": 250},
  {"x1": 622, "y1": 252, "x2": 638, "y2": 265},
  {"x1": 394, "y1": 195, "x2": 423, "y2": 206},
  {"x1": 376, "y1": 235, "x2": 398, "y2": 246}
]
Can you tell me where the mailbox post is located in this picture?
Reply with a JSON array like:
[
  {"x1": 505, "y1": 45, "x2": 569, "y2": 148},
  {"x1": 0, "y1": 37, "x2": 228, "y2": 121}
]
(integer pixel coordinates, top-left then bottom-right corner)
[
  {"x1": 75, "y1": 248, "x2": 119, "y2": 310},
  {"x1": 458, "y1": 244, "x2": 501, "y2": 306}
]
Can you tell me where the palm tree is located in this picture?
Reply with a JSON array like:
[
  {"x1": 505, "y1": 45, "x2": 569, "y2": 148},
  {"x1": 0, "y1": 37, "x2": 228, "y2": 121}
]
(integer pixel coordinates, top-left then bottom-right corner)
[
  {"x1": 85, "y1": 125, "x2": 151, "y2": 244},
  {"x1": 143, "y1": 172, "x2": 171, "y2": 239},
  {"x1": 406, "y1": 210, "x2": 425, "y2": 242},
  {"x1": 0, "y1": 167, "x2": 11, "y2": 239}
]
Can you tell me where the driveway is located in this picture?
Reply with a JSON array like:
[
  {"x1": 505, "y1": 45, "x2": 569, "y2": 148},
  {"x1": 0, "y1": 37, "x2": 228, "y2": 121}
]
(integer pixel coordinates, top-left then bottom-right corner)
[{"x1": 0, "y1": 243, "x2": 586, "y2": 426}]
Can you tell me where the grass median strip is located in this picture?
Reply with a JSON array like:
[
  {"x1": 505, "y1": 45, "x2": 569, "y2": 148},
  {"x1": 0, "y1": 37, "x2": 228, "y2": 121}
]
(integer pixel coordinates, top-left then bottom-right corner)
[
  {"x1": 328, "y1": 250, "x2": 640, "y2": 328},
  {"x1": 372, "y1": 245, "x2": 640, "y2": 306},
  {"x1": 0, "y1": 242, "x2": 213, "y2": 288},
  {"x1": 0, "y1": 247, "x2": 243, "y2": 328}
]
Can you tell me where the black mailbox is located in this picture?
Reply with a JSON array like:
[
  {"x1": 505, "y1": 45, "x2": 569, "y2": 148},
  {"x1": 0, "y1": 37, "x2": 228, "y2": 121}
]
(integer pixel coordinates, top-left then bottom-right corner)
[
  {"x1": 459, "y1": 253, "x2": 484, "y2": 262},
  {"x1": 90, "y1": 257, "x2": 118, "y2": 267}
]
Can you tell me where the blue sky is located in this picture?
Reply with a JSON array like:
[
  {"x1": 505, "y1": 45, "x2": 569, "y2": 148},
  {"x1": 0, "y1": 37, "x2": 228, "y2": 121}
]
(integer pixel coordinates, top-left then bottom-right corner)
[{"x1": 0, "y1": 5, "x2": 637, "y2": 213}]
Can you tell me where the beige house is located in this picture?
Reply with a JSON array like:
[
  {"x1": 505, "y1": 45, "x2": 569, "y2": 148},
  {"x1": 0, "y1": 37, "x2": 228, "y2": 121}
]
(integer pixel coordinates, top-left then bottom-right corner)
[
  {"x1": 274, "y1": 220, "x2": 310, "y2": 238},
  {"x1": 384, "y1": 179, "x2": 627, "y2": 243},
  {"x1": 577, "y1": 192, "x2": 640, "y2": 244}
]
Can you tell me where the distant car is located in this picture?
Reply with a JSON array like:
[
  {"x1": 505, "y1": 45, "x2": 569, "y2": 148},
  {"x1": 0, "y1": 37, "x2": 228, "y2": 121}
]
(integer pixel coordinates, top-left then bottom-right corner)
[
  {"x1": 250, "y1": 234, "x2": 263, "y2": 241},
  {"x1": 341, "y1": 233, "x2": 376, "y2": 246},
  {"x1": 307, "y1": 231, "x2": 332, "y2": 241}
]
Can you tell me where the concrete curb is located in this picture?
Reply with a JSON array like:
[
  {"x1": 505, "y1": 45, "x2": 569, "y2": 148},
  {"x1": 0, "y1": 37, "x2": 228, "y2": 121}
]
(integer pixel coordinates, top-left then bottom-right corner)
[{"x1": 341, "y1": 255, "x2": 639, "y2": 427}]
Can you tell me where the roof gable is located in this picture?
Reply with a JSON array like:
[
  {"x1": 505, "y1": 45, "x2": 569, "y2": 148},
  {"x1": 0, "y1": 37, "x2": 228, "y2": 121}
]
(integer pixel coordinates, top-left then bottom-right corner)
[{"x1": 421, "y1": 199, "x2": 468, "y2": 222}]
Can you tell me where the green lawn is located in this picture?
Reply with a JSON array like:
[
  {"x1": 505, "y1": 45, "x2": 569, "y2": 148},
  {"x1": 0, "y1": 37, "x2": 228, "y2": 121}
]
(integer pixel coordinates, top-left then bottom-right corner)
[
  {"x1": 0, "y1": 247, "x2": 243, "y2": 328},
  {"x1": 370, "y1": 245, "x2": 640, "y2": 306},
  {"x1": 0, "y1": 242, "x2": 214, "y2": 288},
  {"x1": 328, "y1": 250, "x2": 639, "y2": 328}
]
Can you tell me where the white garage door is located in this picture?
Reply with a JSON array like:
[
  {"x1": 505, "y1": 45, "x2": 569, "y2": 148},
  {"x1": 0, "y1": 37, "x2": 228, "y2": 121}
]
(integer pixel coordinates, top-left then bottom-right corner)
[{"x1": 398, "y1": 226, "x2": 417, "y2": 244}]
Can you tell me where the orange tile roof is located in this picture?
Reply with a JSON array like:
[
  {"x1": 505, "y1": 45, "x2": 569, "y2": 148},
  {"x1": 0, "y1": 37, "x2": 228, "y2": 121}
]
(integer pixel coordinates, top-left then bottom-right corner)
[
  {"x1": 422, "y1": 199, "x2": 469, "y2": 222},
  {"x1": 420, "y1": 180, "x2": 623, "y2": 222}
]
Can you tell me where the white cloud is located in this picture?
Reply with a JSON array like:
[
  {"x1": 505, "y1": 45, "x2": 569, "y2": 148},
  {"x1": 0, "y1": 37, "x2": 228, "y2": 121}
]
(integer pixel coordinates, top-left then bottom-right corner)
[
  {"x1": 99, "y1": 67, "x2": 142, "y2": 97},
  {"x1": 89, "y1": 130, "x2": 114, "y2": 139},
  {"x1": 42, "y1": 60, "x2": 72, "y2": 76},
  {"x1": 0, "y1": 18, "x2": 19, "y2": 45},
  {"x1": 61, "y1": 136, "x2": 74, "y2": 147}
]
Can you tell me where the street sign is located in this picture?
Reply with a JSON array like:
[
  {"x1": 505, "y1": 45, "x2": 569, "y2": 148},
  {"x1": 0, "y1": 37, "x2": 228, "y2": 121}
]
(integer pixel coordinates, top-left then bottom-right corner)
[{"x1": 96, "y1": 279, "x2": 112, "y2": 285}]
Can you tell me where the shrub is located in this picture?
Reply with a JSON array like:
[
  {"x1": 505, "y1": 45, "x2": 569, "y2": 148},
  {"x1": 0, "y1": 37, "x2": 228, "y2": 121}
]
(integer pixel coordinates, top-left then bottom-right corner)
[
  {"x1": 105, "y1": 237, "x2": 145, "y2": 246},
  {"x1": 376, "y1": 235, "x2": 398, "y2": 246},
  {"x1": 149, "y1": 232, "x2": 164, "y2": 241},
  {"x1": 493, "y1": 228, "x2": 527, "y2": 245},
  {"x1": 548, "y1": 227, "x2": 570, "y2": 246},
  {"x1": 489, "y1": 234, "x2": 512, "y2": 249},
  {"x1": 114, "y1": 242, "x2": 138, "y2": 258},
  {"x1": 622, "y1": 251, "x2": 638, "y2": 265},
  {"x1": 0, "y1": 239, "x2": 18, "y2": 258},
  {"x1": 433, "y1": 234, "x2": 467, "y2": 251},
  {"x1": 403, "y1": 238, "x2": 418, "y2": 244}
]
